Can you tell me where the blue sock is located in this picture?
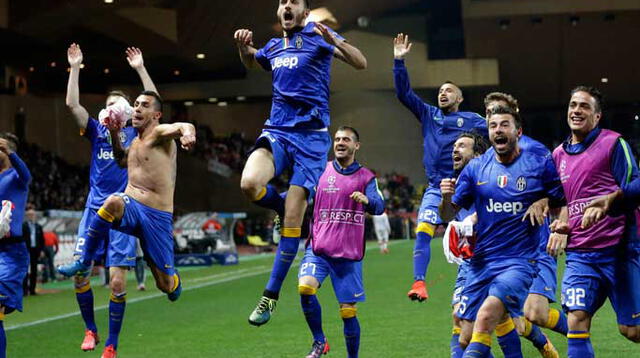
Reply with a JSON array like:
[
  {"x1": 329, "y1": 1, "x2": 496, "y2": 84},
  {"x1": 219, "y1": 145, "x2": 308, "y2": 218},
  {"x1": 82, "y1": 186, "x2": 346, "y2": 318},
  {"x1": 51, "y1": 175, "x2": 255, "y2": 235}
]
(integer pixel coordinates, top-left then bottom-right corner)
[
  {"x1": 463, "y1": 342, "x2": 491, "y2": 358},
  {"x1": 300, "y1": 294, "x2": 325, "y2": 342},
  {"x1": 523, "y1": 320, "x2": 547, "y2": 349},
  {"x1": 413, "y1": 229, "x2": 432, "y2": 281},
  {"x1": 451, "y1": 329, "x2": 464, "y2": 358},
  {"x1": 567, "y1": 331, "x2": 594, "y2": 358},
  {"x1": 81, "y1": 209, "x2": 113, "y2": 266},
  {"x1": 75, "y1": 283, "x2": 97, "y2": 332},
  {"x1": 343, "y1": 316, "x2": 360, "y2": 358},
  {"x1": 105, "y1": 292, "x2": 127, "y2": 350},
  {"x1": 253, "y1": 185, "x2": 285, "y2": 217},
  {"x1": 264, "y1": 231, "x2": 299, "y2": 298},
  {"x1": 545, "y1": 308, "x2": 568, "y2": 335},
  {"x1": 496, "y1": 319, "x2": 523, "y2": 358},
  {"x1": 0, "y1": 318, "x2": 6, "y2": 358}
]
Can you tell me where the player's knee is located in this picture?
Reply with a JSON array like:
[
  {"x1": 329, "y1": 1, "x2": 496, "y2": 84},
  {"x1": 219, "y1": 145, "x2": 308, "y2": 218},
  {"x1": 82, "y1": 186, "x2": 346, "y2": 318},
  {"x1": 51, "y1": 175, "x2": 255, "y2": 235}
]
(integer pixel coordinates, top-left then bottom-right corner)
[
  {"x1": 102, "y1": 196, "x2": 125, "y2": 218},
  {"x1": 458, "y1": 332, "x2": 471, "y2": 348},
  {"x1": 340, "y1": 305, "x2": 357, "y2": 319},
  {"x1": 109, "y1": 273, "x2": 126, "y2": 294},
  {"x1": 525, "y1": 307, "x2": 548, "y2": 327},
  {"x1": 619, "y1": 325, "x2": 640, "y2": 343},
  {"x1": 155, "y1": 275, "x2": 173, "y2": 293},
  {"x1": 298, "y1": 284, "x2": 317, "y2": 296},
  {"x1": 240, "y1": 176, "x2": 262, "y2": 200}
]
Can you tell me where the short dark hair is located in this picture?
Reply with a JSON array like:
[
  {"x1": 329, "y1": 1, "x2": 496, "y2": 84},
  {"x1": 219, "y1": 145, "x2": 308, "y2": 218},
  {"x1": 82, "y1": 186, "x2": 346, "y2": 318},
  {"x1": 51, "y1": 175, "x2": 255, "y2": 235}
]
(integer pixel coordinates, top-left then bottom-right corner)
[
  {"x1": 457, "y1": 131, "x2": 490, "y2": 156},
  {"x1": 139, "y1": 90, "x2": 163, "y2": 112},
  {"x1": 487, "y1": 105, "x2": 522, "y2": 129},
  {"x1": 571, "y1": 86, "x2": 603, "y2": 113},
  {"x1": 107, "y1": 90, "x2": 131, "y2": 104},
  {"x1": 336, "y1": 126, "x2": 360, "y2": 142},
  {"x1": 279, "y1": 0, "x2": 311, "y2": 9},
  {"x1": 0, "y1": 132, "x2": 19, "y2": 152},
  {"x1": 484, "y1": 92, "x2": 519, "y2": 112}
]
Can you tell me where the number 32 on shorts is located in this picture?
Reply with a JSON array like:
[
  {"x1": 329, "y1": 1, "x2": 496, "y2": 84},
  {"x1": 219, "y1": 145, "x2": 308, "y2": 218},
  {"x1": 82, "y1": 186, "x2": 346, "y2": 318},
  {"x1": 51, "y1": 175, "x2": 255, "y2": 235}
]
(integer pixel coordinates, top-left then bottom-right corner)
[{"x1": 563, "y1": 288, "x2": 586, "y2": 307}]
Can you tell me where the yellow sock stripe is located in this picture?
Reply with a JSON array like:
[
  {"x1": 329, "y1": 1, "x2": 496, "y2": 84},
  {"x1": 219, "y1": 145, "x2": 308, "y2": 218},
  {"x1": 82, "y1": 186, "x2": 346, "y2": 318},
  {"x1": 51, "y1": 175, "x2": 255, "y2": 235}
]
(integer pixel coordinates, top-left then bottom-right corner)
[
  {"x1": 567, "y1": 332, "x2": 590, "y2": 339},
  {"x1": 416, "y1": 222, "x2": 435, "y2": 237},
  {"x1": 74, "y1": 282, "x2": 91, "y2": 294},
  {"x1": 171, "y1": 274, "x2": 180, "y2": 292},
  {"x1": 97, "y1": 207, "x2": 115, "y2": 222},
  {"x1": 470, "y1": 332, "x2": 492, "y2": 346},
  {"x1": 545, "y1": 308, "x2": 560, "y2": 329},
  {"x1": 0, "y1": 311, "x2": 5, "y2": 321},
  {"x1": 282, "y1": 227, "x2": 301, "y2": 238},
  {"x1": 523, "y1": 319, "x2": 533, "y2": 336},
  {"x1": 340, "y1": 307, "x2": 357, "y2": 319},
  {"x1": 110, "y1": 293, "x2": 126, "y2": 303},
  {"x1": 253, "y1": 187, "x2": 267, "y2": 201},
  {"x1": 452, "y1": 327, "x2": 461, "y2": 335},
  {"x1": 495, "y1": 318, "x2": 516, "y2": 337},
  {"x1": 298, "y1": 284, "x2": 317, "y2": 295}
]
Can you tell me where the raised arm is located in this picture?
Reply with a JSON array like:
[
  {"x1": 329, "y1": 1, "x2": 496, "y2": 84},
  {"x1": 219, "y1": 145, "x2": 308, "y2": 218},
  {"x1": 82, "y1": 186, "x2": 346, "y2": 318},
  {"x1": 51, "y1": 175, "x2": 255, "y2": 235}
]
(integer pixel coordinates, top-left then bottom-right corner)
[
  {"x1": 65, "y1": 43, "x2": 89, "y2": 129},
  {"x1": 315, "y1": 23, "x2": 367, "y2": 70},
  {"x1": 233, "y1": 29, "x2": 260, "y2": 70},
  {"x1": 126, "y1": 47, "x2": 158, "y2": 94},
  {"x1": 393, "y1": 34, "x2": 427, "y2": 120},
  {"x1": 0, "y1": 139, "x2": 31, "y2": 186},
  {"x1": 439, "y1": 178, "x2": 460, "y2": 222},
  {"x1": 152, "y1": 123, "x2": 196, "y2": 150}
]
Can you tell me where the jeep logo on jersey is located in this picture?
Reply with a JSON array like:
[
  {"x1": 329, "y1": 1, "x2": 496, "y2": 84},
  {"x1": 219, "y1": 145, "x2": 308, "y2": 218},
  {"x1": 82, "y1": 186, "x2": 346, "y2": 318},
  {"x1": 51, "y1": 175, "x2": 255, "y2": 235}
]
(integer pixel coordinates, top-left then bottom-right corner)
[
  {"x1": 497, "y1": 175, "x2": 508, "y2": 188},
  {"x1": 486, "y1": 198, "x2": 524, "y2": 215},
  {"x1": 516, "y1": 176, "x2": 527, "y2": 191},
  {"x1": 272, "y1": 56, "x2": 299, "y2": 70},
  {"x1": 97, "y1": 148, "x2": 115, "y2": 160}
]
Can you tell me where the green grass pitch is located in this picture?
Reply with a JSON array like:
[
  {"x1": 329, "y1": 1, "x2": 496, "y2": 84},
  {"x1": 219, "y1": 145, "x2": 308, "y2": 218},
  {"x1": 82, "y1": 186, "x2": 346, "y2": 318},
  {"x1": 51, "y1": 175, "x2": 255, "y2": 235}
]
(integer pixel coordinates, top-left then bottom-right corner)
[{"x1": 6, "y1": 239, "x2": 639, "y2": 357}]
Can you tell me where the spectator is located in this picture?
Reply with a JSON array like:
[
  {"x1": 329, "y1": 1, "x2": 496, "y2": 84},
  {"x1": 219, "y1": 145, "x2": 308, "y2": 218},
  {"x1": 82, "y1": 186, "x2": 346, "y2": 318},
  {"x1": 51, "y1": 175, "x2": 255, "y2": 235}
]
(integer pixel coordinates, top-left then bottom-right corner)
[
  {"x1": 42, "y1": 230, "x2": 59, "y2": 283},
  {"x1": 22, "y1": 203, "x2": 44, "y2": 295}
]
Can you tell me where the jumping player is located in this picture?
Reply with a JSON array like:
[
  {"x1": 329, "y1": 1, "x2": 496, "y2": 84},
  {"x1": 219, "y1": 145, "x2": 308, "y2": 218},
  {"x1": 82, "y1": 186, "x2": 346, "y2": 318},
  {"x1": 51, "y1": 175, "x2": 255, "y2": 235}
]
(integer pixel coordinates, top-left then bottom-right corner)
[
  {"x1": 440, "y1": 106, "x2": 566, "y2": 358},
  {"x1": 0, "y1": 133, "x2": 30, "y2": 358},
  {"x1": 58, "y1": 91, "x2": 196, "y2": 358},
  {"x1": 393, "y1": 33, "x2": 487, "y2": 302},
  {"x1": 60, "y1": 43, "x2": 157, "y2": 355},
  {"x1": 298, "y1": 126, "x2": 384, "y2": 358},
  {"x1": 233, "y1": 0, "x2": 367, "y2": 326}
]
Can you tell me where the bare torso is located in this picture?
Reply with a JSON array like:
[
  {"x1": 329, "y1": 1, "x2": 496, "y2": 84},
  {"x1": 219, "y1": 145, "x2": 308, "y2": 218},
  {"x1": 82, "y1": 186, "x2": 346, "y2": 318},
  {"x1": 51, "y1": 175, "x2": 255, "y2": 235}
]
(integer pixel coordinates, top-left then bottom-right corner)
[{"x1": 124, "y1": 134, "x2": 177, "y2": 213}]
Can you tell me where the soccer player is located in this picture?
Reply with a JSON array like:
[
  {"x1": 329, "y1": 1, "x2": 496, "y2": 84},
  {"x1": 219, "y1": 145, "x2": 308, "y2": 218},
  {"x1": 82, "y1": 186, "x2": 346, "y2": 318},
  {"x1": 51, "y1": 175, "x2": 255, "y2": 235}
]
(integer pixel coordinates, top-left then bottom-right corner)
[
  {"x1": 440, "y1": 106, "x2": 566, "y2": 358},
  {"x1": 0, "y1": 133, "x2": 31, "y2": 358},
  {"x1": 445, "y1": 131, "x2": 489, "y2": 358},
  {"x1": 549, "y1": 86, "x2": 640, "y2": 357},
  {"x1": 233, "y1": 0, "x2": 367, "y2": 326},
  {"x1": 60, "y1": 43, "x2": 157, "y2": 355},
  {"x1": 372, "y1": 210, "x2": 391, "y2": 254},
  {"x1": 58, "y1": 91, "x2": 195, "y2": 358},
  {"x1": 298, "y1": 126, "x2": 384, "y2": 358},
  {"x1": 485, "y1": 93, "x2": 567, "y2": 356},
  {"x1": 393, "y1": 33, "x2": 487, "y2": 302}
]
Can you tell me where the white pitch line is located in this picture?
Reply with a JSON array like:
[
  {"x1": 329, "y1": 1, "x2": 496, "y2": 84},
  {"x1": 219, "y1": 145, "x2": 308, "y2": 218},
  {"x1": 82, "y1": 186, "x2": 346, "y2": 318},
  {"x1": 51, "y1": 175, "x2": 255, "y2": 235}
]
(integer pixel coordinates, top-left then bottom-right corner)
[
  {"x1": 7, "y1": 240, "x2": 406, "y2": 331},
  {"x1": 6, "y1": 267, "x2": 272, "y2": 331}
]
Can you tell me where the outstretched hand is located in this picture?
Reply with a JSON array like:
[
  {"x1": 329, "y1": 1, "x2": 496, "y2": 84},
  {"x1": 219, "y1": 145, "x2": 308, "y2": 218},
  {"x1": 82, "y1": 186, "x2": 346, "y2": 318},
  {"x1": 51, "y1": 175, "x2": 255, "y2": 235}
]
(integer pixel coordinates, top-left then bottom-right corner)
[
  {"x1": 68, "y1": 43, "x2": 83, "y2": 68},
  {"x1": 314, "y1": 23, "x2": 341, "y2": 46},
  {"x1": 394, "y1": 33, "x2": 412, "y2": 59},
  {"x1": 522, "y1": 197, "x2": 549, "y2": 226},
  {"x1": 233, "y1": 29, "x2": 254, "y2": 48},
  {"x1": 180, "y1": 133, "x2": 196, "y2": 151},
  {"x1": 126, "y1": 47, "x2": 145, "y2": 69}
]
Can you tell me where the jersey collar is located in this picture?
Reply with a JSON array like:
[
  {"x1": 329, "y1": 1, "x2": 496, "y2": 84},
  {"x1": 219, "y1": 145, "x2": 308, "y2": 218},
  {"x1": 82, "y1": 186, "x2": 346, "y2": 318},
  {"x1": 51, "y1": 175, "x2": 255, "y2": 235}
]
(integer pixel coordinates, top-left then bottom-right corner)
[
  {"x1": 333, "y1": 159, "x2": 361, "y2": 175},
  {"x1": 563, "y1": 127, "x2": 601, "y2": 155}
]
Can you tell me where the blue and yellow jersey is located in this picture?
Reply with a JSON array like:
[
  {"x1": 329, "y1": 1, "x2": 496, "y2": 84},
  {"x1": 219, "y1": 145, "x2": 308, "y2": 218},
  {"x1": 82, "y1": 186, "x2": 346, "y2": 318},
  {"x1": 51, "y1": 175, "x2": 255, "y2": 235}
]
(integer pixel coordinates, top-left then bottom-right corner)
[
  {"x1": 255, "y1": 22, "x2": 344, "y2": 130},
  {"x1": 0, "y1": 153, "x2": 30, "y2": 238},
  {"x1": 452, "y1": 150, "x2": 565, "y2": 261}
]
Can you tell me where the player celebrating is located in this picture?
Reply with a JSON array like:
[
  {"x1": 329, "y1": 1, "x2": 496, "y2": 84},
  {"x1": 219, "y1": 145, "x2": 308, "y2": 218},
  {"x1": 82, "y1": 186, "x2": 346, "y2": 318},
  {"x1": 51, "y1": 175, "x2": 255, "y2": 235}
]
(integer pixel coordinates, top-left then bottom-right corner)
[
  {"x1": 298, "y1": 126, "x2": 384, "y2": 358},
  {"x1": 440, "y1": 106, "x2": 566, "y2": 358},
  {"x1": 233, "y1": 0, "x2": 367, "y2": 326},
  {"x1": 58, "y1": 91, "x2": 196, "y2": 358},
  {"x1": 485, "y1": 93, "x2": 567, "y2": 356},
  {"x1": 0, "y1": 133, "x2": 30, "y2": 358},
  {"x1": 393, "y1": 33, "x2": 487, "y2": 302},
  {"x1": 549, "y1": 86, "x2": 640, "y2": 357},
  {"x1": 60, "y1": 43, "x2": 157, "y2": 355},
  {"x1": 443, "y1": 131, "x2": 489, "y2": 357}
]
